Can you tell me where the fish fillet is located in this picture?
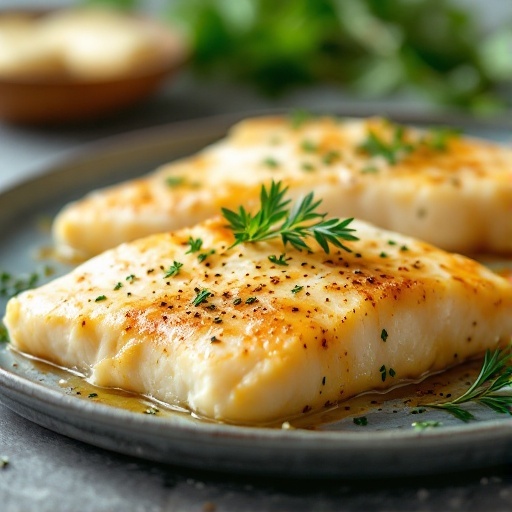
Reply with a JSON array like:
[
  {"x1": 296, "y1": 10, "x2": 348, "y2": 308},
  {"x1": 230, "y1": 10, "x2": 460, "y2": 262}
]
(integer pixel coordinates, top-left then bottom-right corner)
[
  {"x1": 53, "y1": 116, "x2": 512, "y2": 259},
  {"x1": 6, "y1": 217, "x2": 512, "y2": 423}
]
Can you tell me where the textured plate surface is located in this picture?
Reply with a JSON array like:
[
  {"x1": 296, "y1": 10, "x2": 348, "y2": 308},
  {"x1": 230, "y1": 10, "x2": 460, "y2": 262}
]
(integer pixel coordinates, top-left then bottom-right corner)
[{"x1": 0, "y1": 111, "x2": 512, "y2": 478}]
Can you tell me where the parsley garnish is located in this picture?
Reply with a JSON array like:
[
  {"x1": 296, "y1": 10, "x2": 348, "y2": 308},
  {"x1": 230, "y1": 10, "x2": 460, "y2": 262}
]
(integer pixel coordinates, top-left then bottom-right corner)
[
  {"x1": 268, "y1": 254, "x2": 289, "y2": 266},
  {"x1": 424, "y1": 347, "x2": 512, "y2": 422},
  {"x1": 164, "y1": 261, "x2": 183, "y2": 278},
  {"x1": 322, "y1": 150, "x2": 341, "y2": 165},
  {"x1": 245, "y1": 296, "x2": 258, "y2": 304},
  {"x1": 222, "y1": 181, "x2": 358, "y2": 254},
  {"x1": 359, "y1": 126, "x2": 413, "y2": 165},
  {"x1": 0, "y1": 270, "x2": 40, "y2": 298},
  {"x1": 192, "y1": 288, "x2": 212, "y2": 306},
  {"x1": 291, "y1": 285, "x2": 304, "y2": 294},
  {"x1": 381, "y1": 329, "x2": 388, "y2": 342},
  {"x1": 198, "y1": 249, "x2": 215, "y2": 263},
  {"x1": 300, "y1": 139, "x2": 318, "y2": 152},
  {"x1": 186, "y1": 237, "x2": 203, "y2": 254},
  {"x1": 95, "y1": 295, "x2": 107, "y2": 302},
  {"x1": 114, "y1": 282, "x2": 123, "y2": 290},
  {"x1": 262, "y1": 157, "x2": 280, "y2": 169},
  {"x1": 165, "y1": 176, "x2": 186, "y2": 187},
  {"x1": 289, "y1": 109, "x2": 311, "y2": 129},
  {"x1": 0, "y1": 323, "x2": 9, "y2": 343},
  {"x1": 353, "y1": 416, "x2": 368, "y2": 426}
]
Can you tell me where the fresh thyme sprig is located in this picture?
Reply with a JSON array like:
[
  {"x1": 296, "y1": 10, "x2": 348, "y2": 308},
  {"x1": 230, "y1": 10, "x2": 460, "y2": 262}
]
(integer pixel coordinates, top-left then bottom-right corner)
[
  {"x1": 424, "y1": 347, "x2": 512, "y2": 422},
  {"x1": 222, "y1": 181, "x2": 358, "y2": 254}
]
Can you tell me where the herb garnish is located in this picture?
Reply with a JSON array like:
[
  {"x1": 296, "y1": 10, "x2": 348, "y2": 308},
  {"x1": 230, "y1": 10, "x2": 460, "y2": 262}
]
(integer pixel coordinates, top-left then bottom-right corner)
[
  {"x1": 198, "y1": 249, "x2": 215, "y2": 263},
  {"x1": 0, "y1": 270, "x2": 40, "y2": 298},
  {"x1": 358, "y1": 126, "x2": 413, "y2": 165},
  {"x1": 192, "y1": 288, "x2": 212, "y2": 306},
  {"x1": 186, "y1": 237, "x2": 203, "y2": 254},
  {"x1": 165, "y1": 176, "x2": 186, "y2": 188},
  {"x1": 353, "y1": 416, "x2": 368, "y2": 426},
  {"x1": 424, "y1": 347, "x2": 512, "y2": 422},
  {"x1": 95, "y1": 295, "x2": 107, "y2": 302},
  {"x1": 164, "y1": 261, "x2": 183, "y2": 278},
  {"x1": 380, "y1": 329, "x2": 388, "y2": 342},
  {"x1": 291, "y1": 285, "x2": 304, "y2": 294},
  {"x1": 268, "y1": 254, "x2": 289, "y2": 266},
  {"x1": 222, "y1": 180, "x2": 358, "y2": 254},
  {"x1": 0, "y1": 323, "x2": 9, "y2": 343},
  {"x1": 262, "y1": 157, "x2": 280, "y2": 169}
]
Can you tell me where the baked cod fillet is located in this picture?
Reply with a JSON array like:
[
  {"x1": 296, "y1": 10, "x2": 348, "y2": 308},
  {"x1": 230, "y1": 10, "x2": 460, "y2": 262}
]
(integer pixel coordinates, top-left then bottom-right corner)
[
  {"x1": 6, "y1": 217, "x2": 512, "y2": 424},
  {"x1": 53, "y1": 115, "x2": 512, "y2": 259}
]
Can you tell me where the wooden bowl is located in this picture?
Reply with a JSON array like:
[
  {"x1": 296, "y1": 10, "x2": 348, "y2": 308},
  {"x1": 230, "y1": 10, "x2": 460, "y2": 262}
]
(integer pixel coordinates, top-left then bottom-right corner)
[{"x1": 0, "y1": 9, "x2": 188, "y2": 125}]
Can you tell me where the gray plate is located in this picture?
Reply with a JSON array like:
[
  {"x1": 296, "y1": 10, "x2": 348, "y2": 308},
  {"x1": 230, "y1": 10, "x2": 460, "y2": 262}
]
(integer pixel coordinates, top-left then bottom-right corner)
[{"x1": 0, "y1": 111, "x2": 512, "y2": 479}]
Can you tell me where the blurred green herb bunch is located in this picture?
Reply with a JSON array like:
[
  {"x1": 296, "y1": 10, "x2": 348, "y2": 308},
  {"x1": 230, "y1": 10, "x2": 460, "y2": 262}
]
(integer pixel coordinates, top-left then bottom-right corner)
[{"x1": 91, "y1": 0, "x2": 512, "y2": 112}]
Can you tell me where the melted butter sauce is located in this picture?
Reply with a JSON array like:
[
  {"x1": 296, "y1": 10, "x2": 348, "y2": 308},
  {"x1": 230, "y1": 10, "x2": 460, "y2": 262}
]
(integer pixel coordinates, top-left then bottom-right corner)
[{"x1": 12, "y1": 349, "x2": 484, "y2": 430}]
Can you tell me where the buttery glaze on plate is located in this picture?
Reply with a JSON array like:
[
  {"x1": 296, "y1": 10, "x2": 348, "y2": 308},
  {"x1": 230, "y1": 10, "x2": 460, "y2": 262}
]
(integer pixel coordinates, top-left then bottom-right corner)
[
  {"x1": 53, "y1": 115, "x2": 512, "y2": 259},
  {"x1": 5, "y1": 217, "x2": 512, "y2": 424}
]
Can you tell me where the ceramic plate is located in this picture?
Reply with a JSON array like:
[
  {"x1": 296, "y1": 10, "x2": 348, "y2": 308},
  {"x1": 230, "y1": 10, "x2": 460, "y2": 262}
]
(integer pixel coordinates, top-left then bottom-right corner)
[{"x1": 1, "y1": 111, "x2": 512, "y2": 478}]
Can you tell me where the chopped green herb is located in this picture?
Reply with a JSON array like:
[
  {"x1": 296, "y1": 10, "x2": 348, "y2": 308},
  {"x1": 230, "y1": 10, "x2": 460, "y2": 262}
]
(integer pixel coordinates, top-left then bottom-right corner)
[
  {"x1": 165, "y1": 176, "x2": 186, "y2": 187},
  {"x1": 289, "y1": 109, "x2": 311, "y2": 129},
  {"x1": 381, "y1": 329, "x2": 388, "y2": 342},
  {"x1": 300, "y1": 139, "x2": 318, "y2": 153},
  {"x1": 125, "y1": 274, "x2": 136, "y2": 282},
  {"x1": 245, "y1": 296, "x2": 258, "y2": 304},
  {"x1": 353, "y1": 416, "x2": 368, "y2": 426},
  {"x1": 387, "y1": 240, "x2": 397, "y2": 246},
  {"x1": 424, "y1": 347, "x2": 512, "y2": 422},
  {"x1": 211, "y1": 336, "x2": 220, "y2": 343},
  {"x1": 222, "y1": 180, "x2": 358, "y2": 254},
  {"x1": 0, "y1": 323, "x2": 9, "y2": 343},
  {"x1": 95, "y1": 295, "x2": 107, "y2": 302},
  {"x1": 213, "y1": 317, "x2": 223, "y2": 324},
  {"x1": 164, "y1": 261, "x2": 183, "y2": 278},
  {"x1": 88, "y1": 393, "x2": 98, "y2": 398},
  {"x1": 412, "y1": 420, "x2": 442, "y2": 430},
  {"x1": 291, "y1": 285, "x2": 304, "y2": 294},
  {"x1": 389, "y1": 368, "x2": 396, "y2": 377},
  {"x1": 379, "y1": 365, "x2": 387, "y2": 381},
  {"x1": 268, "y1": 254, "x2": 289, "y2": 266},
  {"x1": 192, "y1": 288, "x2": 212, "y2": 306},
  {"x1": 0, "y1": 270, "x2": 40, "y2": 298},
  {"x1": 198, "y1": 249, "x2": 215, "y2": 263},
  {"x1": 301, "y1": 162, "x2": 316, "y2": 172},
  {"x1": 422, "y1": 127, "x2": 460, "y2": 151},
  {"x1": 400, "y1": 245, "x2": 409, "y2": 252},
  {"x1": 233, "y1": 297, "x2": 242, "y2": 305},
  {"x1": 322, "y1": 150, "x2": 341, "y2": 165},
  {"x1": 379, "y1": 252, "x2": 388, "y2": 258},
  {"x1": 114, "y1": 282, "x2": 123, "y2": 290},
  {"x1": 186, "y1": 237, "x2": 203, "y2": 254},
  {"x1": 358, "y1": 125, "x2": 413, "y2": 164},
  {"x1": 262, "y1": 157, "x2": 280, "y2": 169}
]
